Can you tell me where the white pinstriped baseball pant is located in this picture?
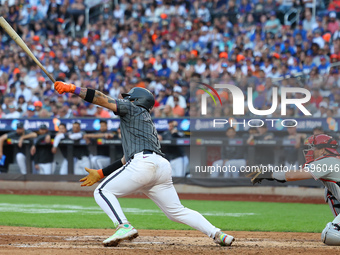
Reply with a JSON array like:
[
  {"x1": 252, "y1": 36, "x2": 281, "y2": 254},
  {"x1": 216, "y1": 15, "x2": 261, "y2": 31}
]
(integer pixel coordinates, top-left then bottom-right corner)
[{"x1": 94, "y1": 151, "x2": 219, "y2": 238}]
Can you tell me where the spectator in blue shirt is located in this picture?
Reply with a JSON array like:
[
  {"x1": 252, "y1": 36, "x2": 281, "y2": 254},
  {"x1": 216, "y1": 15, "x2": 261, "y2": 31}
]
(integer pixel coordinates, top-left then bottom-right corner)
[
  {"x1": 272, "y1": 42, "x2": 281, "y2": 53},
  {"x1": 157, "y1": 60, "x2": 171, "y2": 78},
  {"x1": 239, "y1": 0, "x2": 252, "y2": 15},
  {"x1": 281, "y1": 40, "x2": 296, "y2": 55},
  {"x1": 293, "y1": 21, "x2": 307, "y2": 41},
  {"x1": 43, "y1": 81, "x2": 54, "y2": 97},
  {"x1": 189, "y1": 34, "x2": 206, "y2": 51},
  {"x1": 253, "y1": 85, "x2": 266, "y2": 109},
  {"x1": 280, "y1": 64, "x2": 291, "y2": 77},
  {"x1": 312, "y1": 17, "x2": 325, "y2": 35},
  {"x1": 152, "y1": 37, "x2": 162, "y2": 53},
  {"x1": 289, "y1": 58, "x2": 302, "y2": 75},
  {"x1": 318, "y1": 56, "x2": 330, "y2": 75}
]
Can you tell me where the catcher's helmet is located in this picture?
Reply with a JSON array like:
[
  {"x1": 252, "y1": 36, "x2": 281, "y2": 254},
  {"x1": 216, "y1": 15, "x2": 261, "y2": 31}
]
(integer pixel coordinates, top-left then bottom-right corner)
[
  {"x1": 121, "y1": 87, "x2": 155, "y2": 111},
  {"x1": 303, "y1": 134, "x2": 339, "y2": 162}
]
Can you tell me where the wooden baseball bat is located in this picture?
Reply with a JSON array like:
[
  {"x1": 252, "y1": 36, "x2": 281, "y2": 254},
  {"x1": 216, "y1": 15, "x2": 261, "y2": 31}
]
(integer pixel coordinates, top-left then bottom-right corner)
[{"x1": 0, "y1": 17, "x2": 56, "y2": 83}]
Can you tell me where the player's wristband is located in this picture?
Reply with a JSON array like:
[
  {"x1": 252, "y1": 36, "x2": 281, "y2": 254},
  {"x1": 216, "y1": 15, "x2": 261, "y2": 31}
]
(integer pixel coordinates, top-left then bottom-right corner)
[
  {"x1": 102, "y1": 159, "x2": 123, "y2": 176},
  {"x1": 84, "y1": 88, "x2": 95, "y2": 103},
  {"x1": 97, "y1": 169, "x2": 104, "y2": 179},
  {"x1": 74, "y1": 86, "x2": 81, "y2": 95}
]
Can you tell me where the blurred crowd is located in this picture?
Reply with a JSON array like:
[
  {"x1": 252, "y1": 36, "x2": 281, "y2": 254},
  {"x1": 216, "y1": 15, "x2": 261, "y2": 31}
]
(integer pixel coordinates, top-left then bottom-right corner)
[{"x1": 0, "y1": 0, "x2": 339, "y2": 118}]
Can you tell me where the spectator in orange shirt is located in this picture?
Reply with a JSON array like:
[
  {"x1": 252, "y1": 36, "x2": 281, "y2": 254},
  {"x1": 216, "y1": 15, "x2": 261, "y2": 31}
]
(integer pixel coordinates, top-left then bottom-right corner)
[
  {"x1": 172, "y1": 96, "x2": 185, "y2": 117},
  {"x1": 135, "y1": 74, "x2": 146, "y2": 88},
  {"x1": 95, "y1": 106, "x2": 111, "y2": 118},
  {"x1": 328, "y1": 0, "x2": 340, "y2": 12},
  {"x1": 252, "y1": 62, "x2": 262, "y2": 78}
]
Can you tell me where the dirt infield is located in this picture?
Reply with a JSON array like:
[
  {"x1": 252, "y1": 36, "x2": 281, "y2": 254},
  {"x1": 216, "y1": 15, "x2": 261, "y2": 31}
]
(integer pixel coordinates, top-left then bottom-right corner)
[
  {"x1": 0, "y1": 188, "x2": 331, "y2": 254},
  {"x1": 0, "y1": 226, "x2": 339, "y2": 255}
]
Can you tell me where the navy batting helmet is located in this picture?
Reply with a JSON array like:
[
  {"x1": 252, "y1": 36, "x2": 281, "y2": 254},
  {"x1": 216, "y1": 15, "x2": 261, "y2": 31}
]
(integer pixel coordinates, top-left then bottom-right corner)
[{"x1": 122, "y1": 87, "x2": 155, "y2": 111}]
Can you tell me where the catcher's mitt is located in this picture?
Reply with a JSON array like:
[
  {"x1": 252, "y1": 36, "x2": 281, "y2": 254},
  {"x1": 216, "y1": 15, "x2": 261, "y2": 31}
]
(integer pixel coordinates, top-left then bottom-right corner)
[
  {"x1": 247, "y1": 168, "x2": 274, "y2": 185},
  {"x1": 247, "y1": 167, "x2": 287, "y2": 185}
]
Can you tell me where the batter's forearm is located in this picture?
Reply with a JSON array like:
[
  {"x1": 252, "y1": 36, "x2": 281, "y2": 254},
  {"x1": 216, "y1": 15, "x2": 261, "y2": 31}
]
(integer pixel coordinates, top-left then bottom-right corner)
[{"x1": 77, "y1": 88, "x2": 117, "y2": 112}]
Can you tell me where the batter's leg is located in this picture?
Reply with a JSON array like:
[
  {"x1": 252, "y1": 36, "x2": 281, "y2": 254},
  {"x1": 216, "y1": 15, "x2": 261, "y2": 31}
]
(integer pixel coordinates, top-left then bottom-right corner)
[
  {"x1": 142, "y1": 155, "x2": 234, "y2": 246},
  {"x1": 94, "y1": 158, "x2": 158, "y2": 226},
  {"x1": 94, "y1": 157, "x2": 159, "y2": 246},
  {"x1": 143, "y1": 180, "x2": 220, "y2": 238}
]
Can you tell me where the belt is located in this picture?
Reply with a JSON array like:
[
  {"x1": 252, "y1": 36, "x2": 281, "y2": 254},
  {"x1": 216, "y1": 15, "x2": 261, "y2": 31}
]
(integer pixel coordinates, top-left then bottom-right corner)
[
  {"x1": 143, "y1": 150, "x2": 154, "y2": 155},
  {"x1": 131, "y1": 150, "x2": 157, "y2": 159}
]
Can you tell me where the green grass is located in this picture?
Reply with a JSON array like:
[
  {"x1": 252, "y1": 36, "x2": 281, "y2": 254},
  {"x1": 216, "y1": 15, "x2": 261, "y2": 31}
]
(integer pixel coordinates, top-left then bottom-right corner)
[{"x1": 0, "y1": 194, "x2": 333, "y2": 232}]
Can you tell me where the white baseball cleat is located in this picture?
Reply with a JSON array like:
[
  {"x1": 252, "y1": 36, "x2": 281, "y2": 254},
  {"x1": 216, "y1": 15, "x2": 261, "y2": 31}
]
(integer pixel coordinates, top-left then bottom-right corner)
[
  {"x1": 103, "y1": 223, "x2": 139, "y2": 247},
  {"x1": 214, "y1": 231, "x2": 235, "y2": 246}
]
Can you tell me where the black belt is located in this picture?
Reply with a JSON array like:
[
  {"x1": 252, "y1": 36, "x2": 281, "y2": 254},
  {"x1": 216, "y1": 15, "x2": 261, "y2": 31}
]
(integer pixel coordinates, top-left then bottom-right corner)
[{"x1": 131, "y1": 150, "x2": 158, "y2": 159}]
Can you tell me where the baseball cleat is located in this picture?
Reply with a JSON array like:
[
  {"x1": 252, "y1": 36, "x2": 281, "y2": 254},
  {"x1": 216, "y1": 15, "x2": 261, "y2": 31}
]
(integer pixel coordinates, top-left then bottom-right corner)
[
  {"x1": 103, "y1": 223, "x2": 139, "y2": 247},
  {"x1": 214, "y1": 231, "x2": 235, "y2": 246}
]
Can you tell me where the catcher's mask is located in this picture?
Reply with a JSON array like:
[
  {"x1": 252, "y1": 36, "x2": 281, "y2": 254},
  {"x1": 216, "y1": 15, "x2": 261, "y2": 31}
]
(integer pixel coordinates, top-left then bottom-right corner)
[
  {"x1": 122, "y1": 87, "x2": 155, "y2": 111},
  {"x1": 303, "y1": 134, "x2": 339, "y2": 162}
]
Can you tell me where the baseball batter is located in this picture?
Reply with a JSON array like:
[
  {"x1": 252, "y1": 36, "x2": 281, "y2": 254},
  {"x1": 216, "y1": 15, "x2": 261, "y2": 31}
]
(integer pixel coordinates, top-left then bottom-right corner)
[
  {"x1": 250, "y1": 134, "x2": 340, "y2": 245},
  {"x1": 54, "y1": 81, "x2": 234, "y2": 247}
]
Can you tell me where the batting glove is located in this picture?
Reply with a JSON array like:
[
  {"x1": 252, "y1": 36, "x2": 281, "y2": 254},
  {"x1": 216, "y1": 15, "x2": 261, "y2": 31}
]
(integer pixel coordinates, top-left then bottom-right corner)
[
  {"x1": 79, "y1": 167, "x2": 102, "y2": 186},
  {"x1": 54, "y1": 81, "x2": 76, "y2": 94}
]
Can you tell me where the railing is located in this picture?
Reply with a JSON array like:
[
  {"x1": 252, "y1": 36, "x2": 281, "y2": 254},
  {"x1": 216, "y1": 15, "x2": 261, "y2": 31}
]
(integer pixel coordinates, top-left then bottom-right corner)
[
  {"x1": 84, "y1": 1, "x2": 108, "y2": 31},
  {"x1": 61, "y1": 18, "x2": 75, "y2": 37},
  {"x1": 0, "y1": 137, "x2": 324, "y2": 188},
  {"x1": 62, "y1": 1, "x2": 107, "y2": 36},
  {"x1": 284, "y1": 8, "x2": 300, "y2": 26}
]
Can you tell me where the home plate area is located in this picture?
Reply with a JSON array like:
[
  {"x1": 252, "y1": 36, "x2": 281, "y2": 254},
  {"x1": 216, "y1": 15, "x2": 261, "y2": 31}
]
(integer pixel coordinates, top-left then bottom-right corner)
[{"x1": 1, "y1": 227, "x2": 340, "y2": 255}]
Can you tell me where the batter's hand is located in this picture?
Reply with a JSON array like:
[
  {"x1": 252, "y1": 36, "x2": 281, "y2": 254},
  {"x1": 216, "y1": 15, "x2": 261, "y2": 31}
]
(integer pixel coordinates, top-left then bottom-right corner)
[
  {"x1": 79, "y1": 167, "x2": 101, "y2": 186},
  {"x1": 54, "y1": 81, "x2": 76, "y2": 94}
]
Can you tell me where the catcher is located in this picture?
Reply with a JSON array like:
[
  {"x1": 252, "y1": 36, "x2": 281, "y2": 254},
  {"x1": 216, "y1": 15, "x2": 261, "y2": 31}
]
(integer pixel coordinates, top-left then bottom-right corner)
[{"x1": 250, "y1": 134, "x2": 340, "y2": 245}]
